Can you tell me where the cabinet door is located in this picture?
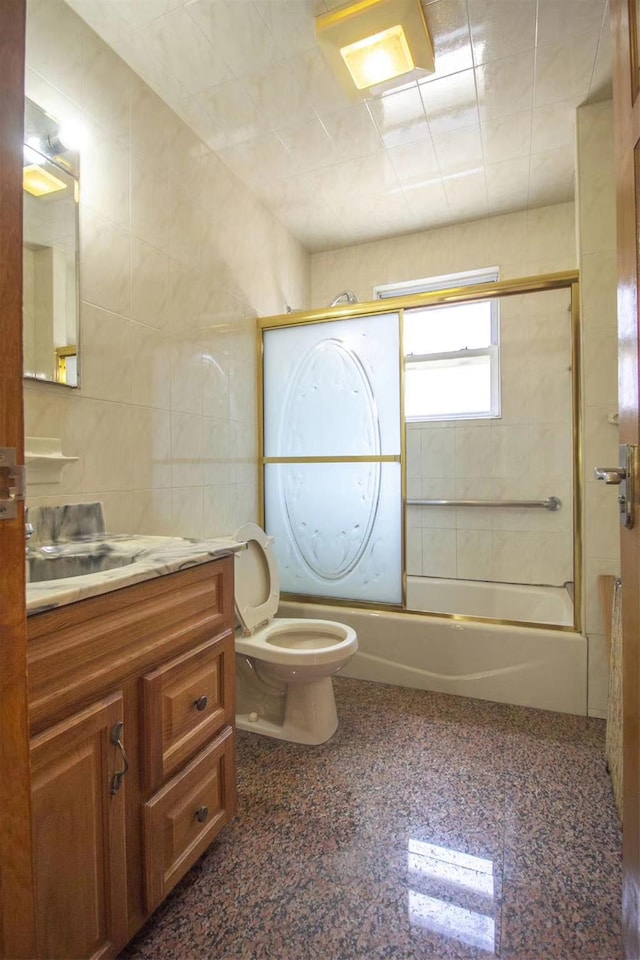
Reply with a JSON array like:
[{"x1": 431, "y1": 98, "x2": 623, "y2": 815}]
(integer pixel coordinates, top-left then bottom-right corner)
[{"x1": 31, "y1": 693, "x2": 128, "y2": 960}]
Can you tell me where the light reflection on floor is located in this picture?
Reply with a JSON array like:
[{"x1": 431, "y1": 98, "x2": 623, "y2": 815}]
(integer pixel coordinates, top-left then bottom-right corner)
[
  {"x1": 408, "y1": 889, "x2": 496, "y2": 953},
  {"x1": 407, "y1": 839, "x2": 496, "y2": 952}
]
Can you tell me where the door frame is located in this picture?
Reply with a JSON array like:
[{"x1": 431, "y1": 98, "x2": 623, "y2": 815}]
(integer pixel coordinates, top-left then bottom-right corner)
[{"x1": 0, "y1": 0, "x2": 36, "y2": 955}]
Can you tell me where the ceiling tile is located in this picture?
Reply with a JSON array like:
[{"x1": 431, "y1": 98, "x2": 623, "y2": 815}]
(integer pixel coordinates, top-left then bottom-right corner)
[
  {"x1": 531, "y1": 102, "x2": 577, "y2": 154},
  {"x1": 320, "y1": 104, "x2": 384, "y2": 161},
  {"x1": 186, "y1": 0, "x2": 283, "y2": 78},
  {"x1": 404, "y1": 180, "x2": 451, "y2": 227},
  {"x1": 287, "y1": 48, "x2": 346, "y2": 117},
  {"x1": 349, "y1": 152, "x2": 403, "y2": 199},
  {"x1": 254, "y1": 0, "x2": 320, "y2": 57},
  {"x1": 387, "y1": 138, "x2": 440, "y2": 187},
  {"x1": 143, "y1": 6, "x2": 231, "y2": 94},
  {"x1": 196, "y1": 80, "x2": 270, "y2": 148},
  {"x1": 468, "y1": 0, "x2": 537, "y2": 67},
  {"x1": 528, "y1": 146, "x2": 575, "y2": 206},
  {"x1": 443, "y1": 169, "x2": 489, "y2": 219},
  {"x1": 481, "y1": 111, "x2": 532, "y2": 164},
  {"x1": 589, "y1": 9, "x2": 613, "y2": 101},
  {"x1": 277, "y1": 117, "x2": 337, "y2": 173},
  {"x1": 242, "y1": 60, "x2": 316, "y2": 127},
  {"x1": 420, "y1": 68, "x2": 479, "y2": 136},
  {"x1": 111, "y1": 0, "x2": 182, "y2": 30},
  {"x1": 217, "y1": 133, "x2": 295, "y2": 188},
  {"x1": 534, "y1": 33, "x2": 600, "y2": 108},
  {"x1": 422, "y1": 0, "x2": 474, "y2": 80},
  {"x1": 367, "y1": 85, "x2": 431, "y2": 148},
  {"x1": 475, "y1": 51, "x2": 534, "y2": 121},
  {"x1": 485, "y1": 156, "x2": 530, "y2": 208},
  {"x1": 433, "y1": 124, "x2": 484, "y2": 176},
  {"x1": 536, "y1": 0, "x2": 606, "y2": 46}
]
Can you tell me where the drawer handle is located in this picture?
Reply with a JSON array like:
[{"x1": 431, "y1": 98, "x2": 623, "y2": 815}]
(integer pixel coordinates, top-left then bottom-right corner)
[
  {"x1": 195, "y1": 806, "x2": 209, "y2": 824},
  {"x1": 110, "y1": 721, "x2": 129, "y2": 796},
  {"x1": 194, "y1": 695, "x2": 208, "y2": 712}
]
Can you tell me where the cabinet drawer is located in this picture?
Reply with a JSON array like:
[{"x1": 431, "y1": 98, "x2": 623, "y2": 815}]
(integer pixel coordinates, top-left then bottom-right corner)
[
  {"x1": 143, "y1": 726, "x2": 236, "y2": 911},
  {"x1": 142, "y1": 633, "x2": 234, "y2": 792}
]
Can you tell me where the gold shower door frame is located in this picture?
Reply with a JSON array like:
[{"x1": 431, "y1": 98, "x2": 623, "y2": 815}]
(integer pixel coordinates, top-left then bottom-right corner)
[{"x1": 258, "y1": 269, "x2": 582, "y2": 634}]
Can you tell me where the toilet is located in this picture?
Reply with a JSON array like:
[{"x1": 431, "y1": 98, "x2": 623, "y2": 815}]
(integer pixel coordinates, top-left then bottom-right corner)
[{"x1": 233, "y1": 522, "x2": 358, "y2": 745}]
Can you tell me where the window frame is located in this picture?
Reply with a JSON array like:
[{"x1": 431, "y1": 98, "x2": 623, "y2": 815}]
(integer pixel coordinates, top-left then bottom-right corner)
[{"x1": 374, "y1": 268, "x2": 501, "y2": 423}]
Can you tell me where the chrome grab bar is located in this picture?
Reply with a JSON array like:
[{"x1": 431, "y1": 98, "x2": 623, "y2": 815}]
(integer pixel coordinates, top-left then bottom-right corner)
[{"x1": 406, "y1": 496, "x2": 561, "y2": 511}]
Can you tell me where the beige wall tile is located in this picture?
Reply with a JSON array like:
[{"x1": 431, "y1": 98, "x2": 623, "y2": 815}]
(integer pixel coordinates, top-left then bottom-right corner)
[{"x1": 80, "y1": 303, "x2": 133, "y2": 403}]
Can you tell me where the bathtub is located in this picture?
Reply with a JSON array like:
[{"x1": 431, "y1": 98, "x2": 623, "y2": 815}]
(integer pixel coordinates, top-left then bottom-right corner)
[
  {"x1": 279, "y1": 596, "x2": 587, "y2": 715},
  {"x1": 406, "y1": 575, "x2": 574, "y2": 626}
]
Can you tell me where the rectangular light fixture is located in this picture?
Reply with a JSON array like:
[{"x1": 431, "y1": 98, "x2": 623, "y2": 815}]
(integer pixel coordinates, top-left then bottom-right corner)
[
  {"x1": 23, "y1": 164, "x2": 68, "y2": 197},
  {"x1": 316, "y1": 0, "x2": 434, "y2": 99}
]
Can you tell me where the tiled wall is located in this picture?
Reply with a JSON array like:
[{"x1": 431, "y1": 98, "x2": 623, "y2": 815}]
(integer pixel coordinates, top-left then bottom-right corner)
[
  {"x1": 576, "y1": 100, "x2": 619, "y2": 719},
  {"x1": 23, "y1": 0, "x2": 309, "y2": 538},
  {"x1": 311, "y1": 203, "x2": 576, "y2": 307},
  {"x1": 311, "y1": 204, "x2": 577, "y2": 586}
]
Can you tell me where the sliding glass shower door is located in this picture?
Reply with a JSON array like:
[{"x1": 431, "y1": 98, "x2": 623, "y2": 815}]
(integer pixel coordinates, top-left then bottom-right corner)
[{"x1": 262, "y1": 312, "x2": 402, "y2": 604}]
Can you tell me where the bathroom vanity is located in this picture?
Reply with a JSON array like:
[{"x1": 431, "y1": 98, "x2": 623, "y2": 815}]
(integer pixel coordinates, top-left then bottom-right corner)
[{"x1": 26, "y1": 545, "x2": 238, "y2": 959}]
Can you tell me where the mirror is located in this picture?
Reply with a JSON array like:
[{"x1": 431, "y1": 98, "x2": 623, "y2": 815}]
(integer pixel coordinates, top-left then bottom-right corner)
[{"x1": 23, "y1": 97, "x2": 79, "y2": 387}]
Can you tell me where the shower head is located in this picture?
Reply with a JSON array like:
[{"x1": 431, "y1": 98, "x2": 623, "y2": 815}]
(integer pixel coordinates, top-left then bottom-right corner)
[{"x1": 329, "y1": 290, "x2": 358, "y2": 306}]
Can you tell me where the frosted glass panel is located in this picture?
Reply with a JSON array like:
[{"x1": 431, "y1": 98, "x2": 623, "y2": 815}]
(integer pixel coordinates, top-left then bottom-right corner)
[
  {"x1": 265, "y1": 462, "x2": 402, "y2": 603},
  {"x1": 263, "y1": 313, "x2": 401, "y2": 457}
]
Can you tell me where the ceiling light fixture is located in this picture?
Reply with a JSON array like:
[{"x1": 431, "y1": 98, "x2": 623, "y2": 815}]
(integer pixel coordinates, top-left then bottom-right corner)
[{"x1": 316, "y1": 0, "x2": 434, "y2": 99}]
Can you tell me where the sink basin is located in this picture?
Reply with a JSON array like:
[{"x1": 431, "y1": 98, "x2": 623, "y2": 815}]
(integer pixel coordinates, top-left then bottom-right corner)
[{"x1": 27, "y1": 551, "x2": 139, "y2": 583}]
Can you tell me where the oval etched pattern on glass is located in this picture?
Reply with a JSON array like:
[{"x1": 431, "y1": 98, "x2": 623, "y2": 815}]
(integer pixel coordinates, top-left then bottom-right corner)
[{"x1": 278, "y1": 338, "x2": 382, "y2": 582}]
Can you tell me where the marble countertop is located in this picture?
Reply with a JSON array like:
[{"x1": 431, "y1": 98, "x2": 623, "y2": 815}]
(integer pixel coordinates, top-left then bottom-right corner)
[{"x1": 26, "y1": 533, "x2": 244, "y2": 616}]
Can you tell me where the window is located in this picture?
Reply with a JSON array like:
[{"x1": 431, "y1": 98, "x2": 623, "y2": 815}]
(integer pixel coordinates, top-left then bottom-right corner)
[{"x1": 375, "y1": 269, "x2": 500, "y2": 422}]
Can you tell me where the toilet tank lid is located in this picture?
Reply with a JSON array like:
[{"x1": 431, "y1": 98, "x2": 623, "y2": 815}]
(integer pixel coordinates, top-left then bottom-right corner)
[{"x1": 233, "y1": 522, "x2": 279, "y2": 634}]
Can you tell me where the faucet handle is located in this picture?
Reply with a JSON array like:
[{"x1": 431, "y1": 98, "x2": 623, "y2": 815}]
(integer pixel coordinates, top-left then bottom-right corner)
[{"x1": 25, "y1": 521, "x2": 34, "y2": 540}]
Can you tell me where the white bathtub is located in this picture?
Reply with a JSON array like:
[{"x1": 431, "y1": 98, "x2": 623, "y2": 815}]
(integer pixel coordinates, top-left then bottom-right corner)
[
  {"x1": 279, "y1": 598, "x2": 587, "y2": 715},
  {"x1": 406, "y1": 575, "x2": 574, "y2": 626}
]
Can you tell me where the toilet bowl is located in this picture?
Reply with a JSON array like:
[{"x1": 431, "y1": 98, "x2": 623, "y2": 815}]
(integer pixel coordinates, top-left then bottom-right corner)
[{"x1": 233, "y1": 522, "x2": 357, "y2": 745}]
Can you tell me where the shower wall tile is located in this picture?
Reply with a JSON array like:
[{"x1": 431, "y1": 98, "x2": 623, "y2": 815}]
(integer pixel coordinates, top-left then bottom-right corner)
[
  {"x1": 457, "y1": 528, "x2": 493, "y2": 580},
  {"x1": 24, "y1": 0, "x2": 310, "y2": 541},
  {"x1": 406, "y1": 525, "x2": 423, "y2": 575},
  {"x1": 493, "y1": 530, "x2": 533, "y2": 584},
  {"x1": 421, "y1": 529, "x2": 457, "y2": 578}
]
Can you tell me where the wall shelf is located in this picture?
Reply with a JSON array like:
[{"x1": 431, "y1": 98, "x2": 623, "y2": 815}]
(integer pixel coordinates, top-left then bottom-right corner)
[{"x1": 25, "y1": 436, "x2": 79, "y2": 484}]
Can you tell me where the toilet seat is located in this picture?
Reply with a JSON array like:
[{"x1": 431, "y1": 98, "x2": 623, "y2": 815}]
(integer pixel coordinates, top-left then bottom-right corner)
[{"x1": 234, "y1": 522, "x2": 280, "y2": 634}]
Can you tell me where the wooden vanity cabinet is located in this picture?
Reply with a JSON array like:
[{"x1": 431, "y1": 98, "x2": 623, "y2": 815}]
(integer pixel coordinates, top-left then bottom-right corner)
[{"x1": 27, "y1": 556, "x2": 236, "y2": 959}]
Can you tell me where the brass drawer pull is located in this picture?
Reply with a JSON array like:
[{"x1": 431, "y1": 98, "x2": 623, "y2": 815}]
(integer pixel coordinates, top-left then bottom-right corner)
[
  {"x1": 110, "y1": 721, "x2": 129, "y2": 796},
  {"x1": 195, "y1": 806, "x2": 208, "y2": 823},
  {"x1": 194, "y1": 695, "x2": 208, "y2": 712}
]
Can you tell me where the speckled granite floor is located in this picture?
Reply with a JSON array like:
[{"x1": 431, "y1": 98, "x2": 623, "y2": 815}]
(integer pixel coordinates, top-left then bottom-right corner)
[{"x1": 121, "y1": 678, "x2": 622, "y2": 960}]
